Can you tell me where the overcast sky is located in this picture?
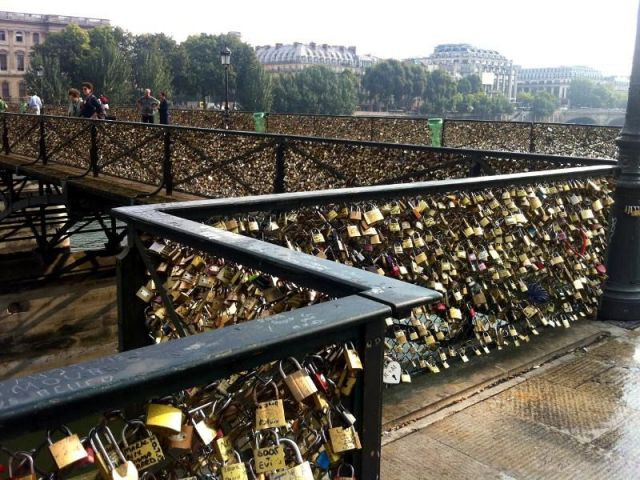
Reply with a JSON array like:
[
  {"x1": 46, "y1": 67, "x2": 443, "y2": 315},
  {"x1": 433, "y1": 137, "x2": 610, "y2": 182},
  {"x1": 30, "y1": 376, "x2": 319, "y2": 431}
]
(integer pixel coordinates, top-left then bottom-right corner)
[{"x1": 4, "y1": 0, "x2": 637, "y2": 76}]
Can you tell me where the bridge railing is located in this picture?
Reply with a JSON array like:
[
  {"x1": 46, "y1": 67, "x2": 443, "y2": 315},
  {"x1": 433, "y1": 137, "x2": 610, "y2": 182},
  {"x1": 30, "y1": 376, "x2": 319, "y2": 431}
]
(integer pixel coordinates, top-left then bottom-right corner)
[
  {"x1": 3, "y1": 106, "x2": 622, "y2": 158},
  {"x1": 113, "y1": 164, "x2": 616, "y2": 380},
  {"x1": 0, "y1": 113, "x2": 616, "y2": 199}
]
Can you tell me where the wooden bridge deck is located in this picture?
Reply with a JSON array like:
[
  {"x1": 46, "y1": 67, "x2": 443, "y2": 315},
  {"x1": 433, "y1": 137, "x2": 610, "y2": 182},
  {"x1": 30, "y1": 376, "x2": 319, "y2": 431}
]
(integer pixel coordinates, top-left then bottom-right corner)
[{"x1": 0, "y1": 153, "x2": 202, "y2": 205}]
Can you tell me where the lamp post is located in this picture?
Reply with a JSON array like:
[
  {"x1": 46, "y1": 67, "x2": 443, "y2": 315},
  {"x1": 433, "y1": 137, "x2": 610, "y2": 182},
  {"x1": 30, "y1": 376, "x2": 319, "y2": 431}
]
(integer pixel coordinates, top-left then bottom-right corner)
[
  {"x1": 600, "y1": 1, "x2": 640, "y2": 321},
  {"x1": 220, "y1": 46, "x2": 231, "y2": 128},
  {"x1": 36, "y1": 66, "x2": 44, "y2": 114}
]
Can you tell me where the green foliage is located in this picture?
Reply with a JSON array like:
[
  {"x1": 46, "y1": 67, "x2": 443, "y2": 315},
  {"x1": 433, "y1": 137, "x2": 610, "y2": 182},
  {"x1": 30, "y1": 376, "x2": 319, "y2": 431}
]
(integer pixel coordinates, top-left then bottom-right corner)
[
  {"x1": 517, "y1": 92, "x2": 534, "y2": 107},
  {"x1": 532, "y1": 91, "x2": 559, "y2": 120},
  {"x1": 25, "y1": 54, "x2": 69, "y2": 104},
  {"x1": 423, "y1": 70, "x2": 457, "y2": 114},
  {"x1": 457, "y1": 75, "x2": 482, "y2": 95},
  {"x1": 272, "y1": 66, "x2": 359, "y2": 115},
  {"x1": 568, "y1": 78, "x2": 625, "y2": 109}
]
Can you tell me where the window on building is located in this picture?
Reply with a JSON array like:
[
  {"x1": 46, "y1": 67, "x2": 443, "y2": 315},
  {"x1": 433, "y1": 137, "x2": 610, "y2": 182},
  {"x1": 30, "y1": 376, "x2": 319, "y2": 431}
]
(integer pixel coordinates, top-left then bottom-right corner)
[
  {"x1": 0, "y1": 31, "x2": 6, "y2": 42},
  {"x1": 16, "y1": 52, "x2": 25, "y2": 71},
  {"x1": 1, "y1": 81, "x2": 9, "y2": 99},
  {"x1": 15, "y1": 31, "x2": 24, "y2": 43},
  {"x1": 19, "y1": 81, "x2": 27, "y2": 98},
  {"x1": 0, "y1": 53, "x2": 6, "y2": 71},
  {"x1": 32, "y1": 33, "x2": 40, "y2": 45}
]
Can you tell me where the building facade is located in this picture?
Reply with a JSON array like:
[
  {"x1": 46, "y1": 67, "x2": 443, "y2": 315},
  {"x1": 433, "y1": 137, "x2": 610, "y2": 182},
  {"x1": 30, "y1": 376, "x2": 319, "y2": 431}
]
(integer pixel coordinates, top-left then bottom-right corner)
[
  {"x1": 0, "y1": 11, "x2": 109, "y2": 102},
  {"x1": 255, "y1": 42, "x2": 378, "y2": 74},
  {"x1": 517, "y1": 66, "x2": 605, "y2": 103},
  {"x1": 419, "y1": 43, "x2": 517, "y2": 101}
]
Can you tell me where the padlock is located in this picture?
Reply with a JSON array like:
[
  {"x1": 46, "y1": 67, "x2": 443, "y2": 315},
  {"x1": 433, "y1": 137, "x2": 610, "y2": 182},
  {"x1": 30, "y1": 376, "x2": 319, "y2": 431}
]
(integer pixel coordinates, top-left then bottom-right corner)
[
  {"x1": 166, "y1": 422, "x2": 194, "y2": 452},
  {"x1": 8, "y1": 452, "x2": 36, "y2": 480},
  {"x1": 279, "y1": 357, "x2": 318, "y2": 402},
  {"x1": 145, "y1": 403, "x2": 183, "y2": 434},
  {"x1": 47, "y1": 425, "x2": 89, "y2": 470},
  {"x1": 221, "y1": 450, "x2": 249, "y2": 480},
  {"x1": 253, "y1": 381, "x2": 287, "y2": 430},
  {"x1": 343, "y1": 343, "x2": 363, "y2": 371},
  {"x1": 189, "y1": 405, "x2": 217, "y2": 445},
  {"x1": 121, "y1": 420, "x2": 165, "y2": 472},
  {"x1": 327, "y1": 412, "x2": 361, "y2": 453},
  {"x1": 270, "y1": 438, "x2": 314, "y2": 480},
  {"x1": 91, "y1": 426, "x2": 139, "y2": 480},
  {"x1": 253, "y1": 430, "x2": 286, "y2": 475},
  {"x1": 333, "y1": 462, "x2": 355, "y2": 480}
]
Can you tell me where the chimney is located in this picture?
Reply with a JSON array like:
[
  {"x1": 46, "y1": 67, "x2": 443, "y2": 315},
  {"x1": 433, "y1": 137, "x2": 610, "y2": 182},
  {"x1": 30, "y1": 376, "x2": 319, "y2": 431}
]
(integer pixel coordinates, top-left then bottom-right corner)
[
  {"x1": 275, "y1": 43, "x2": 283, "y2": 48},
  {"x1": 348, "y1": 46, "x2": 356, "y2": 54}
]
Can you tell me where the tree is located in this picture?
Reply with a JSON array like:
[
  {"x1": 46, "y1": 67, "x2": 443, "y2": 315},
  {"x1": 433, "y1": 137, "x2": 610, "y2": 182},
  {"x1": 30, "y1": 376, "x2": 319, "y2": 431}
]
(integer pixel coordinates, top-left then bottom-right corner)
[
  {"x1": 25, "y1": 54, "x2": 68, "y2": 104},
  {"x1": 272, "y1": 66, "x2": 358, "y2": 115},
  {"x1": 81, "y1": 27, "x2": 134, "y2": 103},
  {"x1": 532, "y1": 91, "x2": 559, "y2": 120},
  {"x1": 457, "y1": 74, "x2": 482, "y2": 95},
  {"x1": 135, "y1": 49, "x2": 173, "y2": 97},
  {"x1": 568, "y1": 78, "x2": 621, "y2": 108},
  {"x1": 423, "y1": 70, "x2": 456, "y2": 114},
  {"x1": 517, "y1": 92, "x2": 534, "y2": 107}
]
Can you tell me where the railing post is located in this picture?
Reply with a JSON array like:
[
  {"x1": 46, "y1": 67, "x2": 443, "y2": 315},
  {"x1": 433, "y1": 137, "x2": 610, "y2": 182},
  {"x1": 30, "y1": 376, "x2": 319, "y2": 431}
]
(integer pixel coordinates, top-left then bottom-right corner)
[
  {"x1": 600, "y1": 2, "x2": 640, "y2": 321},
  {"x1": 2, "y1": 116, "x2": 9, "y2": 155},
  {"x1": 117, "y1": 226, "x2": 151, "y2": 351},
  {"x1": 164, "y1": 128, "x2": 173, "y2": 195},
  {"x1": 90, "y1": 122, "x2": 99, "y2": 176},
  {"x1": 274, "y1": 138, "x2": 286, "y2": 193},
  {"x1": 529, "y1": 121, "x2": 536, "y2": 153},
  {"x1": 39, "y1": 115, "x2": 47, "y2": 164}
]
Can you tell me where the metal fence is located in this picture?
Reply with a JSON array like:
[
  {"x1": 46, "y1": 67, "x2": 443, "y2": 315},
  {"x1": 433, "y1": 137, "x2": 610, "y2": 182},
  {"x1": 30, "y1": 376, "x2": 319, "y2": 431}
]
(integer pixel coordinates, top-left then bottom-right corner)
[
  {"x1": 28, "y1": 105, "x2": 620, "y2": 158},
  {"x1": 115, "y1": 165, "x2": 615, "y2": 379},
  {"x1": 0, "y1": 209, "x2": 440, "y2": 479},
  {"x1": 0, "y1": 113, "x2": 616, "y2": 200}
]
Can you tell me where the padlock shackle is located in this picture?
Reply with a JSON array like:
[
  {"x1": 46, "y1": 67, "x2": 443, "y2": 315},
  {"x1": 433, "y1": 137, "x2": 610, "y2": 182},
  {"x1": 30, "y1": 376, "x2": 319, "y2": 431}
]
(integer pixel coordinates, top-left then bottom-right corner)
[
  {"x1": 8, "y1": 451, "x2": 34, "y2": 478},
  {"x1": 276, "y1": 438, "x2": 303, "y2": 466},
  {"x1": 46, "y1": 425, "x2": 73, "y2": 444},
  {"x1": 252, "y1": 380, "x2": 279, "y2": 405},
  {"x1": 278, "y1": 357, "x2": 303, "y2": 379},
  {"x1": 121, "y1": 419, "x2": 151, "y2": 448},
  {"x1": 336, "y1": 462, "x2": 355, "y2": 478}
]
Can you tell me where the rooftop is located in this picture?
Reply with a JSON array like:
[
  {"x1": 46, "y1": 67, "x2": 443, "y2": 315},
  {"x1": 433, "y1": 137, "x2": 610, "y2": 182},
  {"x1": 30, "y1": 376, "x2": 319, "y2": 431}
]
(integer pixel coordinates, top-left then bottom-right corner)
[{"x1": 0, "y1": 10, "x2": 110, "y2": 27}]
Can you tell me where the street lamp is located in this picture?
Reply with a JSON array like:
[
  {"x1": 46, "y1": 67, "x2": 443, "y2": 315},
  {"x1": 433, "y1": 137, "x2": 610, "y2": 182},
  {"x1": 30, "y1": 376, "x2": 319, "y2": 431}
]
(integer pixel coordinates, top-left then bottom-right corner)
[
  {"x1": 36, "y1": 66, "x2": 44, "y2": 113},
  {"x1": 220, "y1": 46, "x2": 231, "y2": 128}
]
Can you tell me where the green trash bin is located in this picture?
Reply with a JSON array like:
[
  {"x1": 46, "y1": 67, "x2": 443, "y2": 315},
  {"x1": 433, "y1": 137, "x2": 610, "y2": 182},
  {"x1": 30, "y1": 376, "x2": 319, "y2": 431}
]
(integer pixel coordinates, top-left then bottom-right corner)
[
  {"x1": 428, "y1": 118, "x2": 443, "y2": 147},
  {"x1": 253, "y1": 112, "x2": 266, "y2": 133}
]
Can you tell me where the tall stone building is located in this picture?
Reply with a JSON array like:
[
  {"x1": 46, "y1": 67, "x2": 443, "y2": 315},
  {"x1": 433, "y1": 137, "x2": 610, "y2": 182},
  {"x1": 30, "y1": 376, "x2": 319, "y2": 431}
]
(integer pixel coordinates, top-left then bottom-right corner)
[
  {"x1": 416, "y1": 43, "x2": 517, "y2": 102},
  {"x1": 0, "y1": 11, "x2": 109, "y2": 101},
  {"x1": 255, "y1": 42, "x2": 378, "y2": 74}
]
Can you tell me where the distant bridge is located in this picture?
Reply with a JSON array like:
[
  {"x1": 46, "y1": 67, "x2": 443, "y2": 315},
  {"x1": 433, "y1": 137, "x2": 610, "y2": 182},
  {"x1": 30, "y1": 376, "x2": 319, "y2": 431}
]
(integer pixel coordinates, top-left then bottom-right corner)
[{"x1": 552, "y1": 108, "x2": 626, "y2": 126}]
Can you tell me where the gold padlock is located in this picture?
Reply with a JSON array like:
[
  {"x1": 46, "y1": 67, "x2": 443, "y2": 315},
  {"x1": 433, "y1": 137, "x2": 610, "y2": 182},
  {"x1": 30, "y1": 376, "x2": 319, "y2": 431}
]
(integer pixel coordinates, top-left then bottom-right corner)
[
  {"x1": 270, "y1": 439, "x2": 314, "y2": 480},
  {"x1": 121, "y1": 420, "x2": 165, "y2": 472},
  {"x1": 220, "y1": 451, "x2": 248, "y2": 480},
  {"x1": 146, "y1": 403, "x2": 183, "y2": 434},
  {"x1": 47, "y1": 425, "x2": 89, "y2": 470},
  {"x1": 279, "y1": 357, "x2": 317, "y2": 402},
  {"x1": 253, "y1": 382, "x2": 287, "y2": 430}
]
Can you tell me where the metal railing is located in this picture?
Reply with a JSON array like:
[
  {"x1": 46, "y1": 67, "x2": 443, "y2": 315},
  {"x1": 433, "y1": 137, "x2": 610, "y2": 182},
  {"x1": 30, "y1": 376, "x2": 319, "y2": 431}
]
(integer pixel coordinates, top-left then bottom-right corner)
[
  {"x1": 0, "y1": 113, "x2": 616, "y2": 200},
  {"x1": 115, "y1": 165, "x2": 616, "y2": 377},
  {"x1": 25, "y1": 106, "x2": 620, "y2": 158},
  {"x1": 0, "y1": 207, "x2": 441, "y2": 479}
]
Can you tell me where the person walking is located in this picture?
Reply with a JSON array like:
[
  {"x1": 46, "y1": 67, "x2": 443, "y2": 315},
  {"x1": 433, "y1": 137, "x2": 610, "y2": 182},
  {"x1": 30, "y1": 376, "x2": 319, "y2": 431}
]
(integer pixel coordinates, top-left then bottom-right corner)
[
  {"x1": 158, "y1": 92, "x2": 170, "y2": 125},
  {"x1": 137, "y1": 89, "x2": 159, "y2": 123},
  {"x1": 79, "y1": 82, "x2": 104, "y2": 119},
  {"x1": 67, "y1": 88, "x2": 83, "y2": 117},
  {"x1": 28, "y1": 92, "x2": 42, "y2": 115},
  {"x1": 0, "y1": 96, "x2": 6, "y2": 113}
]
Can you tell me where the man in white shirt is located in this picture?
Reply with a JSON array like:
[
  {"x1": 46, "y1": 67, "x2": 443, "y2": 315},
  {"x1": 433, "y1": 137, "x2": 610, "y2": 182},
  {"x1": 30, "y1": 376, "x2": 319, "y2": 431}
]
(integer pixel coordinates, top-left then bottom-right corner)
[{"x1": 28, "y1": 93, "x2": 43, "y2": 115}]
